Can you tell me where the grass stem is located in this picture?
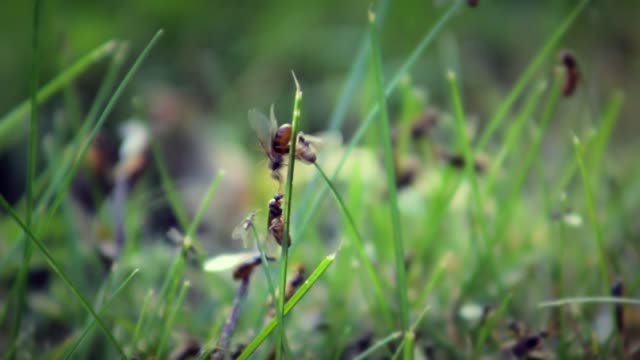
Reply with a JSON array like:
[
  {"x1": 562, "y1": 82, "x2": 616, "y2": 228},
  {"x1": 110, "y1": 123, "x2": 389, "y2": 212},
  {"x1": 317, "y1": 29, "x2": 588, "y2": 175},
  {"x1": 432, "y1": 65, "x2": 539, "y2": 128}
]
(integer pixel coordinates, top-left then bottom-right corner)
[
  {"x1": 10, "y1": 2, "x2": 42, "y2": 356},
  {"x1": 369, "y1": 9, "x2": 409, "y2": 334},
  {"x1": 0, "y1": 195, "x2": 127, "y2": 357},
  {"x1": 275, "y1": 72, "x2": 303, "y2": 359}
]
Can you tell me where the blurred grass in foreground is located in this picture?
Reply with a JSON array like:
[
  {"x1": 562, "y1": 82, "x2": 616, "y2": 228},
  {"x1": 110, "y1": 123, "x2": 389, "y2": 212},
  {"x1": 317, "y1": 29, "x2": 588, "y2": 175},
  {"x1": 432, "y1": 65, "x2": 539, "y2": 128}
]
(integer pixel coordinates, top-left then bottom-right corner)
[{"x1": 2, "y1": 0, "x2": 640, "y2": 358}]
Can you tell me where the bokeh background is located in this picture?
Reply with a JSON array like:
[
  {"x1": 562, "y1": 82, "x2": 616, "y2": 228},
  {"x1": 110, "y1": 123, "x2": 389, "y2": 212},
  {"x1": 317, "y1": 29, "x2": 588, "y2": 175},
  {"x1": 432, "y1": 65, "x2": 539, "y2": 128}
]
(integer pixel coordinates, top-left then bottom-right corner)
[
  {"x1": 1, "y1": 0, "x2": 640, "y2": 357},
  {"x1": 1, "y1": 0, "x2": 638, "y2": 209}
]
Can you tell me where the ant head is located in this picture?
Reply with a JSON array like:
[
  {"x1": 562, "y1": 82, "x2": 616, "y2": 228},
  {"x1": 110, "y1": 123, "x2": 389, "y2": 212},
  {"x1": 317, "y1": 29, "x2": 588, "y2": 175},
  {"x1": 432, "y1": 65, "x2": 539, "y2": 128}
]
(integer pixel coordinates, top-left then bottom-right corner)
[{"x1": 560, "y1": 50, "x2": 576, "y2": 68}]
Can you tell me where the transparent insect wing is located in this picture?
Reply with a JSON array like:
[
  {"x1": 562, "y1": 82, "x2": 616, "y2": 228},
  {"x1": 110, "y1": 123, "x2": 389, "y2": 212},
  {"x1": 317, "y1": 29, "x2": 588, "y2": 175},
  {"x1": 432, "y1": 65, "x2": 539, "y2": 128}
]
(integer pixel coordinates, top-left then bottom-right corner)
[
  {"x1": 231, "y1": 225, "x2": 251, "y2": 248},
  {"x1": 203, "y1": 252, "x2": 258, "y2": 272},
  {"x1": 231, "y1": 211, "x2": 258, "y2": 248},
  {"x1": 298, "y1": 132, "x2": 320, "y2": 146},
  {"x1": 301, "y1": 131, "x2": 342, "y2": 153},
  {"x1": 269, "y1": 104, "x2": 279, "y2": 132},
  {"x1": 248, "y1": 109, "x2": 275, "y2": 152}
]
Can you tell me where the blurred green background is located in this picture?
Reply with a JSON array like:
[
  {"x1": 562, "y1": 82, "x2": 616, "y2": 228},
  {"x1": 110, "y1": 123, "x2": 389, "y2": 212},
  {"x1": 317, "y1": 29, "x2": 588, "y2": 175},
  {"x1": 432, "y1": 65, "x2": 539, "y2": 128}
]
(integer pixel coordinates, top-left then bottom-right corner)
[
  {"x1": 1, "y1": 0, "x2": 640, "y2": 357},
  {"x1": 1, "y1": 0, "x2": 639, "y2": 203}
]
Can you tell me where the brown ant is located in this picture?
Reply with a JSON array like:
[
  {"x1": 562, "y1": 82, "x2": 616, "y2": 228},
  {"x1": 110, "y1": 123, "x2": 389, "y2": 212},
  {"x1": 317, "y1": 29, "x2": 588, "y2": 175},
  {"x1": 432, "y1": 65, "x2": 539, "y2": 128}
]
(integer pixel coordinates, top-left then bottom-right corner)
[
  {"x1": 267, "y1": 192, "x2": 290, "y2": 247},
  {"x1": 249, "y1": 106, "x2": 292, "y2": 182},
  {"x1": 284, "y1": 264, "x2": 305, "y2": 301},
  {"x1": 266, "y1": 264, "x2": 306, "y2": 318},
  {"x1": 434, "y1": 145, "x2": 488, "y2": 174},
  {"x1": 410, "y1": 111, "x2": 438, "y2": 141},
  {"x1": 560, "y1": 50, "x2": 579, "y2": 97}
]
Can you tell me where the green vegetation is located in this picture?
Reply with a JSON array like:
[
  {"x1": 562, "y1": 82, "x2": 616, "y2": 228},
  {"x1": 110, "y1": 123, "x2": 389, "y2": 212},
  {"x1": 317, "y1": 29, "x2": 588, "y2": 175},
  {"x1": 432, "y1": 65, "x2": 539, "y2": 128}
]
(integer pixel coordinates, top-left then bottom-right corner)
[{"x1": 1, "y1": 0, "x2": 639, "y2": 358}]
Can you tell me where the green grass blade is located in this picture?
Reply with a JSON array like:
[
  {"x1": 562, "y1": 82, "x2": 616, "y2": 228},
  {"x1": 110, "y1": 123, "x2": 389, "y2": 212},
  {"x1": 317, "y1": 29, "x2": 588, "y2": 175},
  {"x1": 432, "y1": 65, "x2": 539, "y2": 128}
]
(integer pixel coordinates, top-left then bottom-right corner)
[
  {"x1": 402, "y1": 332, "x2": 415, "y2": 360},
  {"x1": 157, "y1": 170, "x2": 224, "y2": 330},
  {"x1": 40, "y1": 29, "x2": 164, "y2": 234},
  {"x1": 0, "y1": 195, "x2": 127, "y2": 357},
  {"x1": 251, "y1": 224, "x2": 279, "y2": 315},
  {"x1": 473, "y1": 294, "x2": 512, "y2": 357},
  {"x1": 494, "y1": 75, "x2": 562, "y2": 244},
  {"x1": 0, "y1": 42, "x2": 127, "y2": 269},
  {"x1": 447, "y1": 70, "x2": 489, "y2": 255},
  {"x1": 149, "y1": 138, "x2": 191, "y2": 231},
  {"x1": 0, "y1": 40, "x2": 118, "y2": 150},
  {"x1": 26, "y1": 0, "x2": 41, "y2": 230},
  {"x1": 539, "y1": 297, "x2": 640, "y2": 307},
  {"x1": 476, "y1": 0, "x2": 590, "y2": 150},
  {"x1": 9, "y1": 1, "x2": 41, "y2": 356},
  {"x1": 554, "y1": 132, "x2": 593, "y2": 198},
  {"x1": 186, "y1": 170, "x2": 225, "y2": 238},
  {"x1": 369, "y1": 9, "x2": 409, "y2": 333},
  {"x1": 314, "y1": 163, "x2": 394, "y2": 328},
  {"x1": 83, "y1": 43, "x2": 129, "y2": 128},
  {"x1": 294, "y1": 1, "x2": 462, "y2": 239},
  {"x1": 487, "y1": 80, "x2": 547, "y2": 190},
  {"x1": 155, "y1": 281, "x2": 191, "y2": 359},
  {"x1": 327, "y1": 0, "x2": 389, "y2": 132},
  {"x1": 392, "y1": 259, "x2": 445, "y2": 360},
  {"x1": 573, "y1": 135, "x2": 611, "y2": 290},
  {"x1": 554, "y1": 91, "x2": 622, "y2": 198},
  {"x1": 590, "y1": 91, "x2": 624, "y2": 175},
  {"x1": 415, "y1": 254, "x2": 450, "y2": 309},
  {"x1": 64, "y1": 269, "x2": 140, "y2": 359},
  {"x1": 353, "y1": 331, "x2": 402, "y2": 360},
  {"x1": 131, "y1": 289, "x2": 154, "y2": 353},
  {"x1": 274, "y1": 72, "x2": 303, "y2": 359},
  {"x1": 237, "y1": 253, "x2": 336, "y2": 360}
]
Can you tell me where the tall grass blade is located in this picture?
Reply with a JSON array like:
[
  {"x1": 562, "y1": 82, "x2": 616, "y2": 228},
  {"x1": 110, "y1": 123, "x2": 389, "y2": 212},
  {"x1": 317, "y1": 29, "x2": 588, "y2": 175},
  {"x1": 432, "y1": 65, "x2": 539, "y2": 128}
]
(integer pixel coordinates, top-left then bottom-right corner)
[
  {"x1": 392, "y1": 259, "x2": 445, "y2": 359},
  {"x1": 473, "y1": 294, "x2": 512, "y2": 357},
  {"x1": 447, "y1": 70, "x2": 489, "y2": 255},
  {"x1": 369, "y1": 9, "x2": 409, "y2": 334},
  {"x1": 0, "y1": 195, "x2": 127, "y2": 357},
  {"x1": 9, "y1": 1, "x2": 42, "y2": 356},
  {"x1": 314, "y1": 163, "x2": 393, "y2": 327},
  {"x1": 131, "y1": 289, "x2": 154, "y2": 354},
  {"x1": 494, "y1": 75, "x2": 562, "y2": 244},
  {"x1": 573, "y1": 135, "x2": 611, "y2": 290},
  {"x1": 64, "y1": 269, "x2": 140, "y2": 359},
  {"x1": 354, "y1": 332, "x2": 402, "y2": 360},
  {"x1": 487, "y1": 80, "x2": 547, "y2": 190},
  {"x1": 149, "y1": 138, "x2": 191, "y2": 231},
  {"x1": 0, "y1": 41, "x2": 118, "y2": 150},
  {"x1": 274, "y1": 72, "x2": 303, "y2": 359},
  {"x1": 590, "y1": 91, "x2": 624, "y2": 175},
  {"x1": 539, "y1": 297, "x2": 640, "y2": 307},
  {"x1": 155, "y1": 281, "x2": 191, "y2": 359},
  {"x1": 41, "y1": 29, "x2": 164, "y2": 235},
  {"x1": 29, "y1": 42, "x2": 128, "y2": 218},
  {"x1": 157, "y1": 170, "x2": 224, "y2": 330},
  {"x1": 186, "y1": 170, "x2": 225, "y2": 239}
]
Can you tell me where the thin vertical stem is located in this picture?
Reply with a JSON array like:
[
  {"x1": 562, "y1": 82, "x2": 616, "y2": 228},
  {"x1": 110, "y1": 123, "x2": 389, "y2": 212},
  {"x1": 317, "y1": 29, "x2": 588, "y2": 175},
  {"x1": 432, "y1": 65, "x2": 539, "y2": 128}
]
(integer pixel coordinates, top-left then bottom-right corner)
[
  {"x1": 10, "y1": 1, "x2": 41, "y2": 356},
  {"x1": 276, "y1": 72, "x2": 303, "y2": 359},
  {"x1": 368, "y1": 9, "x2": 409, "y2": 335}
]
